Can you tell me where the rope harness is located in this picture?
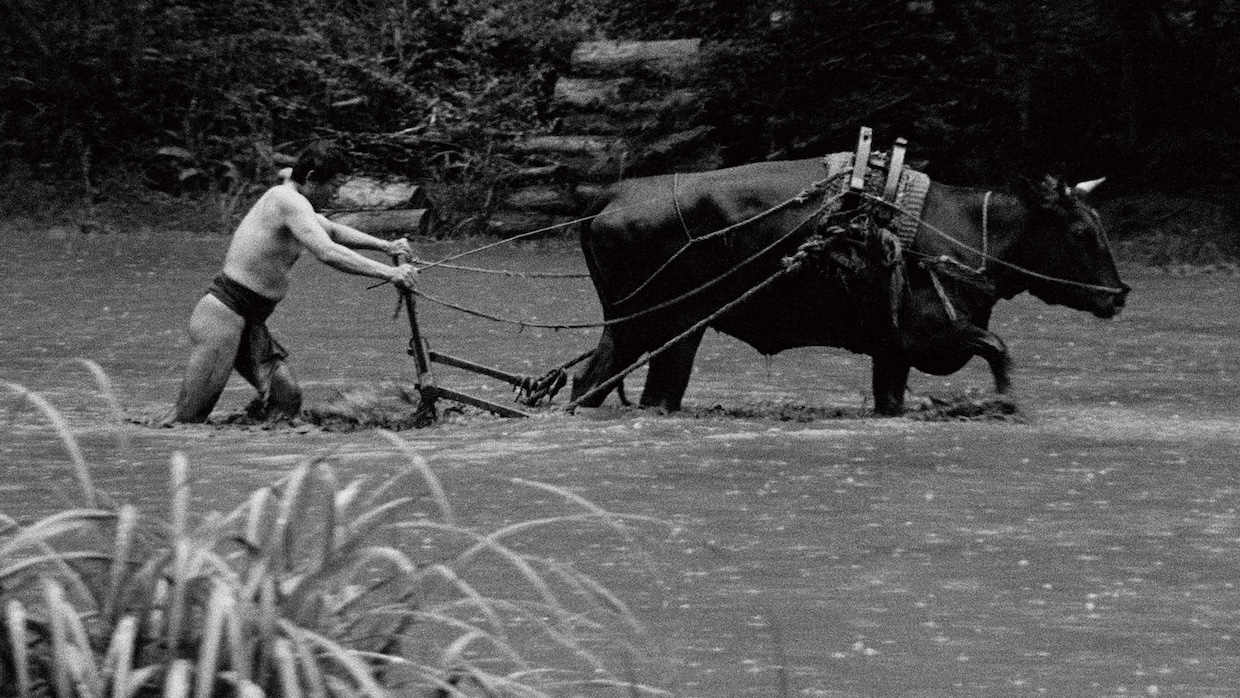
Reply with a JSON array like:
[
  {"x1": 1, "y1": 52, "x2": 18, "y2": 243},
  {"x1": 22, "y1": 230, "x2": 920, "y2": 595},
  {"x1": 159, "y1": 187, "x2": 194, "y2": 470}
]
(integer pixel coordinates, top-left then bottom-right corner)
[{"x1": 672, "y1": 172, "x2": 693, "y2": 243}]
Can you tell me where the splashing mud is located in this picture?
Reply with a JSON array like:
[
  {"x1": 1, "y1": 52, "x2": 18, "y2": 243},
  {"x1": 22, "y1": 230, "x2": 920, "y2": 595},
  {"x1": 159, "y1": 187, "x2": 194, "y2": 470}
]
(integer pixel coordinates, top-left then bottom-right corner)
[{"x1": 905, "y1": 389, "x2": 1027, "y2": 423}]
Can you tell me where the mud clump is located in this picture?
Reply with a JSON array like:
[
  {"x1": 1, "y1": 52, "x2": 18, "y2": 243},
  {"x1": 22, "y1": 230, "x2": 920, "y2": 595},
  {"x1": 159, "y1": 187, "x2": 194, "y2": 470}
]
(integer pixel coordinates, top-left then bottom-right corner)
[
  {"x1": 687, "y1": 402, "x2": 868, "y2": 421},
  {"x1": 128, "y1": 384, "x2": 457, "y2": 432},
  {"x1": 683, "y1": 393, "x2": 1026, "y2": 423},
  {"x1": 907, "y1": 390, "x2": 1027, "y2": 423},
  {"x1": 299, "y1": 384, "x2": 439, "y2": 431}
]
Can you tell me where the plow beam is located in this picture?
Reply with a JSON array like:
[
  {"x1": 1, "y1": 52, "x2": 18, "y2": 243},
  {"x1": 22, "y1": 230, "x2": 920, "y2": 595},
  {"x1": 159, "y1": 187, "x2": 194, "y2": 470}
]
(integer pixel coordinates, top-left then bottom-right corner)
[{"x1": 429, "y1": 351, "x2": 527, "y2": 388}]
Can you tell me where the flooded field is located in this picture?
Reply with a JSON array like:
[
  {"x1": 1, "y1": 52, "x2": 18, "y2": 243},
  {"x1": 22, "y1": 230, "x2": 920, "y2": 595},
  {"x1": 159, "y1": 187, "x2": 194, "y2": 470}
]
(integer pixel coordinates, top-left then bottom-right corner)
[{"x1": 2, "y1": 224, "x2": 1239, "y2": 696}]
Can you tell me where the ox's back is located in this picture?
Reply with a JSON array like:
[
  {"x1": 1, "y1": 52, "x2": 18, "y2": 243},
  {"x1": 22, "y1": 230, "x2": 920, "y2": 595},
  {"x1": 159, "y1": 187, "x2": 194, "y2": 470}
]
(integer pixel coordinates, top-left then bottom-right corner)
[{"x1": 581, "y1": 158, "x2": 832, "y2": 314}]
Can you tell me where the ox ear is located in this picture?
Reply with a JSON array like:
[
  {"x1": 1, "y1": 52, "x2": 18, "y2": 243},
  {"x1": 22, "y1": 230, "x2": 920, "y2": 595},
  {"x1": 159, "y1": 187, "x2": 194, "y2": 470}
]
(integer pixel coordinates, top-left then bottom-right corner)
[{"x1": 1073, "y1": 177, "x2": 1106, "y2": 196}]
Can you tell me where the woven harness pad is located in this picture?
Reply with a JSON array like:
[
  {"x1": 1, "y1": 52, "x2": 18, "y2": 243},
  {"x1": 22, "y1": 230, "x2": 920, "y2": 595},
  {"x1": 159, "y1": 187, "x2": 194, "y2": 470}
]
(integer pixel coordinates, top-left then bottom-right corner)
[{"x1": 823, "y1": 151, "x2": 929, "y2": 247}]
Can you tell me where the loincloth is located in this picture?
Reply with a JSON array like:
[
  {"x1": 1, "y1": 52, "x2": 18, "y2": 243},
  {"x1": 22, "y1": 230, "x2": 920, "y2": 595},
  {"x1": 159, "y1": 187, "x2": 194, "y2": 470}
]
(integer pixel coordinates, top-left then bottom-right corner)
[
  {"x1": 206, "y1": 273, "x2": 289, "y2": 383},
  {"x1": 208, "y1": 273, "x2": 279, "y2": 324}
]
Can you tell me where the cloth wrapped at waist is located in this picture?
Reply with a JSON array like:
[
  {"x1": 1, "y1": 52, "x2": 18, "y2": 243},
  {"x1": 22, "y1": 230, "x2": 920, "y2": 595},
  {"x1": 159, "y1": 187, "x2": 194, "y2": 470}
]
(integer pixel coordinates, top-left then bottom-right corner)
[{"x1": 207, "y1": 273, "x2": 279, "y2": 323}]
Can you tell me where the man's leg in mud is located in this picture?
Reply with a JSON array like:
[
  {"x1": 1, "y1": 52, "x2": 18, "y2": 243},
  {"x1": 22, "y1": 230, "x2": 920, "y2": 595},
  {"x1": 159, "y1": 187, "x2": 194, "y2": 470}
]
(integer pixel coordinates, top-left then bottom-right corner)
[
  {"x1": 236, "y1": 325, "x2": 302, "y2": 421},
  {"x1": 256, "y1": 361, "x2": 303, "y2": 421},
  {"x1": 164, "y1": 295, "x2": 244, "y2": 424}
]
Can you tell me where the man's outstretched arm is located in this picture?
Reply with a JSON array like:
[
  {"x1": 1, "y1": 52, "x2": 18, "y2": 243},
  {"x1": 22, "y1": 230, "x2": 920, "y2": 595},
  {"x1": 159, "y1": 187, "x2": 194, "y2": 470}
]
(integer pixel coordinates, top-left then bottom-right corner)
[
  {"x1": 318, "y1": 215, "x2": 411, "y2": 258},
  {"x1": 281, "y1": 196, "x2": 417, "y2": 289}
]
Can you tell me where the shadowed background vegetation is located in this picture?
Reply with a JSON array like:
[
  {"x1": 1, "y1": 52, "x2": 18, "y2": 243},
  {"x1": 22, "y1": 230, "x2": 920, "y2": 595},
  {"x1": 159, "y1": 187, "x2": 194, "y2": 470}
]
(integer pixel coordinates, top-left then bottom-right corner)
[{"x1": 2, "y1": 0, "x2": 1238, "y2": 252}]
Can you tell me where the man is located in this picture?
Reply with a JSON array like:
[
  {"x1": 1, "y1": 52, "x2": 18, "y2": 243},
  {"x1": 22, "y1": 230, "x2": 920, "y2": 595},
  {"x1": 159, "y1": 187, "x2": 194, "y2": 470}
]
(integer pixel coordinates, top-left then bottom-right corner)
[{"x1": 163, "y1": 143, "x2": 419, "y2": 424}]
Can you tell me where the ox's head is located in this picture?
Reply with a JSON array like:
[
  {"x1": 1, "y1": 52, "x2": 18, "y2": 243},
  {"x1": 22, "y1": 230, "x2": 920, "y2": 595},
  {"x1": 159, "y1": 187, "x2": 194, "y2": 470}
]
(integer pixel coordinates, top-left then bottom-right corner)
[{"x1": 1014, "y1": 175, "x2": 1129, "y2": 318}]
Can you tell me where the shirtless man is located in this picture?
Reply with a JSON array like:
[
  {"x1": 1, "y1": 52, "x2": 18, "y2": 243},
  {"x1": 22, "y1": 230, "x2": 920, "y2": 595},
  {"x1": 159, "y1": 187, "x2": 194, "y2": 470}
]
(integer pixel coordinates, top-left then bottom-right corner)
[{"x1": 163, "y1": 143, "x2": 418, "y2": 424}]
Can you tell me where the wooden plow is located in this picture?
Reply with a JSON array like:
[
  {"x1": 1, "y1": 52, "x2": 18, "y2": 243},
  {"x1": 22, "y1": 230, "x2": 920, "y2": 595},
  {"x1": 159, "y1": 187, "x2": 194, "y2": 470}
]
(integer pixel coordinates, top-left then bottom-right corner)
[{"x1": 393, "y1": 249, "x2": 583, "y2": 424}]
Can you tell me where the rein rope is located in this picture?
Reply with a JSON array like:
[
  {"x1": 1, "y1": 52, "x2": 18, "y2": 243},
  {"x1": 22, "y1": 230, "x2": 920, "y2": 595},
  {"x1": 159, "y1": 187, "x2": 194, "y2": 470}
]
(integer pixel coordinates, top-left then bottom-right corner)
[
  {"x1": 412, "y1": 193, "x2": 683, "y2": 272},
  {"x1": 412, "y1": 193, "x2": 839, "y2": 331},
  {"x1": 862, "y1": 192, "x2": 1128, "y2": 295},
  {"x1": 410, "y1": 258, "x2": 589, "y2": 279}
]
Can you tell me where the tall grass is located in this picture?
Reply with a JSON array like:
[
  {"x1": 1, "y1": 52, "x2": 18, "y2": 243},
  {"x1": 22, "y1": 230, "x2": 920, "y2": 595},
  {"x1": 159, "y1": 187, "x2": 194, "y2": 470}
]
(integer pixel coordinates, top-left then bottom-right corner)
[{"x1": 0, "y1": 382, "x2": 668, "y2": 697}]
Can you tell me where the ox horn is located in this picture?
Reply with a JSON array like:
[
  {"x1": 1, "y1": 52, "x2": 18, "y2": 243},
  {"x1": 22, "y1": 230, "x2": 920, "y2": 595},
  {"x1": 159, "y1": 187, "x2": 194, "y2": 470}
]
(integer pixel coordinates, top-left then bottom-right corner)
[{"x1": 1073, "y1": 177, "x2": 1106, "y2": 195}]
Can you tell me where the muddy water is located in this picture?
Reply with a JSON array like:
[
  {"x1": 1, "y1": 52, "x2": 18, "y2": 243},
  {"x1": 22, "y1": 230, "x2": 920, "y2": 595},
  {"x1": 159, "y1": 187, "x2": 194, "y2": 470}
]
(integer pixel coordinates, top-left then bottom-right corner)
[{"x1": 3, "y1": 226, "x2": 1240, "y2": 696}]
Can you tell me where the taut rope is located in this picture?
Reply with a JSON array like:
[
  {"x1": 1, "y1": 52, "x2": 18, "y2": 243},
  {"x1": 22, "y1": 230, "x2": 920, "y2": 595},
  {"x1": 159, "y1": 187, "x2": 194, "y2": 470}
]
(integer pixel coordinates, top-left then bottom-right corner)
[
  {"x1": 412, "y1": 195, "x2": 835, "y2": 331},
  {"x1": 564, "y1": 235, "x2": 829, "y2": 411}
]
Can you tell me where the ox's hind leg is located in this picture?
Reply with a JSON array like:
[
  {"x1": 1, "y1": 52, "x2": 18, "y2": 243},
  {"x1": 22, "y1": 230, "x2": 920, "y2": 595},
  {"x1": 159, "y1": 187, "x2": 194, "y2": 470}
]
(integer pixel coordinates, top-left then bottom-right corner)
[
  {"x1": 571, "y1": 327, "x2": 636, "y2": 407},
  {"x1": 640, "y1": 328, "x2": 706, "y2": 412},
  {"x1": 871, "y1": 354, "x2": 911, "y2": 416}
]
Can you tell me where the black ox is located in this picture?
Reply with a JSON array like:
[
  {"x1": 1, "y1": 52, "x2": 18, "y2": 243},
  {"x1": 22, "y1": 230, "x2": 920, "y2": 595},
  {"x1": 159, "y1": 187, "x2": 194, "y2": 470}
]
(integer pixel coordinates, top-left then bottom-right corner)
[{"x1": 569, "y1": 157, "x2": 1130, "y2": 415}]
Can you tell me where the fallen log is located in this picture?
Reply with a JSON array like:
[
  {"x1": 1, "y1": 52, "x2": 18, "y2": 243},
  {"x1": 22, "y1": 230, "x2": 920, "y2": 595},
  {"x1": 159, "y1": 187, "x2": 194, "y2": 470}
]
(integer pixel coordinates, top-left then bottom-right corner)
[
  {"x1": 511, "y1": 135, "x2": 623, "y2": 155},
  {"x1": 554, "y1": 77, "x2": 702, "y2": 114},
  {"x1": 502, "y1": 184, "x2": 579, "y2": 214},
  {"x1": 553, "y1": 77, "x2": 633, "y2": 109},
  {"x1": 501, "y1": 164, "x2": 568, "y2": 184},
  {"x1": 509, "y1": 136, "x2": 632, "y2": 182},
  {"x1": 331, "y1": 176, "x2": 428, "y2": 210},
  {"x1": 485, "y1": 210, "x2": 576, "y2": 237},
  {"x1": 328, "y1": 208, "x2": 435, "y2": 238},
  {"x1": 571, "y1": 38, "x2": 702, "y2": 78}
]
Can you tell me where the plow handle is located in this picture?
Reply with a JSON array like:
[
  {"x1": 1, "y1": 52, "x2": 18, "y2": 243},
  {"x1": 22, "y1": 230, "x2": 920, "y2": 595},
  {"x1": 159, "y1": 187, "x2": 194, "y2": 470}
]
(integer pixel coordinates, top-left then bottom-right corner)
[{"x1": 393, "y1": 247, "x2": 433, "y2": 383}]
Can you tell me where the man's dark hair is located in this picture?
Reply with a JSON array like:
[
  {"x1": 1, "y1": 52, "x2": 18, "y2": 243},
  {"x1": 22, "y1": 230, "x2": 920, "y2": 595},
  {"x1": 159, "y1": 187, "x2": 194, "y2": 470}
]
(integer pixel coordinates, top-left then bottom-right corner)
[{"x1": 290, "y1": 142, "x2": 349, "y2": 184}]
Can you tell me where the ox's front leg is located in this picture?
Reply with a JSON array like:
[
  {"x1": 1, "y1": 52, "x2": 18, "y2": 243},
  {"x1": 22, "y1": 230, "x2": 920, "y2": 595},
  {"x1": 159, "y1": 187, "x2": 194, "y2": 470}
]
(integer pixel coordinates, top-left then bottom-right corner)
[
  {"x1": 640, "y1": 328, "x2": 705, "y2": 412},
  {"x1": 871, "y1": 354, "x2": 911, "y2": 416},
  {"x1": 960, "y1": 324, "x2": 1013, "y2": 394}
]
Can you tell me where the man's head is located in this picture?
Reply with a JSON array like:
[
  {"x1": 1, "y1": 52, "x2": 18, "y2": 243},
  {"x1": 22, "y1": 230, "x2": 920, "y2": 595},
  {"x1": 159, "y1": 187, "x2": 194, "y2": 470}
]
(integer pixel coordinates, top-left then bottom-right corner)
[{"x1": 290, "y1": 142, "x2": 349, "y2": 206}]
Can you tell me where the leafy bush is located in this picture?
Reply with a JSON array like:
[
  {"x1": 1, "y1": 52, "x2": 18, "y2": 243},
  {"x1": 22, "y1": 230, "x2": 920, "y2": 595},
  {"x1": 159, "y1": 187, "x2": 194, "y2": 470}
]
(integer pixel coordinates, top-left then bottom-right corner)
[
  {"x1": 0, "y1": 378, "x2": 663, "y2": 697},
  {"x1": 1, "y1": 0, "x2": 606, "y2": 188}
]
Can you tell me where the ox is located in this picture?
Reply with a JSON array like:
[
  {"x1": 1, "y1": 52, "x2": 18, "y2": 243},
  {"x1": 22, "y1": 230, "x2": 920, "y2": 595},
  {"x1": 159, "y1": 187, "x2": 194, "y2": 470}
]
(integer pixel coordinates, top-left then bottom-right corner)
[{"x1": 569, "y1": 156, "x2": 1130, "y2": 415}]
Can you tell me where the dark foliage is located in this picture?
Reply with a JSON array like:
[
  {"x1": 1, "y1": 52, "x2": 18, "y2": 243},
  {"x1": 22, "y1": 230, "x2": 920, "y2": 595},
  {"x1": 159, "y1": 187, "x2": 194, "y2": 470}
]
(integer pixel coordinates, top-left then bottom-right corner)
[
  {"x1": 1, "y1": 0, "x2": 602, "y2": 192},
  {"x1": 2, "y1": 0, "x2": 1237, "y2": 205},
  {"x1": 689, "y1": 0, "x2": 1240, "y2": 186}
]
